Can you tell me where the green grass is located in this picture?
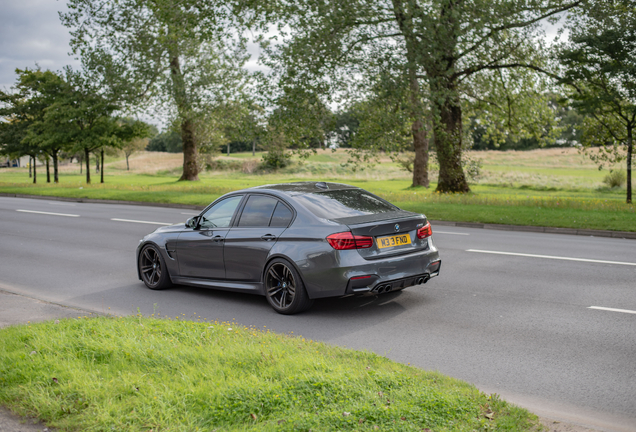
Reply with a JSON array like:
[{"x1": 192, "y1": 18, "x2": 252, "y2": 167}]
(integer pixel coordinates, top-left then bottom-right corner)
[
  {"x1": 0, "y1": 315, "x2": 540, "y2": 431},
  {"x1": 1, "y1": 148, "x2": 634, "y2": 232}
]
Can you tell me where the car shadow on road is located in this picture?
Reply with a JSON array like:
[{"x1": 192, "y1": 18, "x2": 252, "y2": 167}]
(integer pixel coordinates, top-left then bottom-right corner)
[{"x1": 71, "y1": 282, "x2": 433, "y2": 340}]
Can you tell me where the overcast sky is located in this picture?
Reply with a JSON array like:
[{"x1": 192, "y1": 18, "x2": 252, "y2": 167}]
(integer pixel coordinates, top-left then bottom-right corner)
[
  {"x1": 0, "y1": 1, "x2": 565, "y2": 95},
  {"x1": 0, "y1": 0, "x2": 80, "y2": 91}
]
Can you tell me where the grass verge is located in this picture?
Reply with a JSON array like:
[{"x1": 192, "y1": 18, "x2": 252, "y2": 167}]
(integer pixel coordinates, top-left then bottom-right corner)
[
  {"x1": 0, "y1": 315, "x2": 540, "y2": 431},
  {"x1": 1, "y1": 170, "x2": 634, "y2": 232}
]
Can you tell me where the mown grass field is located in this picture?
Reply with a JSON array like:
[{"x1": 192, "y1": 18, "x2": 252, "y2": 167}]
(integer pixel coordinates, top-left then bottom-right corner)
[
  {"x1": 0, "y1": 315, "x2": 541, "y2": 431},
  {"x1": 1, "y1": 148, "x2": 634, "y2": 231}
]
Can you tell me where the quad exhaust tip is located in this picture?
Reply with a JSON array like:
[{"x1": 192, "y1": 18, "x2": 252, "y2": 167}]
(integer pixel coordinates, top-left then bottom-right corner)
[
  {"x1": 375, "y1": 275, "x2": 430, "y2": 293},
  {"x1": 375, "y1": 285, "x2": 393, "y2": 293},
  {"x1": 417, "y1": 275, "x2": 430, "y2": 285}
]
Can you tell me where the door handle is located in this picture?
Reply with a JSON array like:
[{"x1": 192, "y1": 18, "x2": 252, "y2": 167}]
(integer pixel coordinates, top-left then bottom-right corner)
[
  {"x1": 261, "y1": 234, "x2": 277, "y2": 241},
  {"x1": 212, "y1": 235, "x2": 224, "y2": 242}
]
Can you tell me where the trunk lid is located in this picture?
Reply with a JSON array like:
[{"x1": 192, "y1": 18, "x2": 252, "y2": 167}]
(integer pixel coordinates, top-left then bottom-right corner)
[{"x1": 333, "y1": 210, "x2": 430, "y2": 260}]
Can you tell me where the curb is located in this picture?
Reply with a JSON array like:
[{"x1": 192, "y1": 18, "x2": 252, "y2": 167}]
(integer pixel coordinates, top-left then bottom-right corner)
[
  {"x1": 0, "y1": 192, "x2": 204, "y2": 210},
  {"x1": 430, "y1": 220, "x2": 636, "y2": 240},
  {"x1": 2, "y1": 192, "x2": 634, "y2": 240}
]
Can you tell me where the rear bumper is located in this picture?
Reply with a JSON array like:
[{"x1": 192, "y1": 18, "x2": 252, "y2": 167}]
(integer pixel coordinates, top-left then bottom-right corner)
[
  {"x1": 298, "y1": 239, "x2": 441, "y2": 299},
  {"x1": 345, "y1": 260, "x2": 440, "y2": 295}
]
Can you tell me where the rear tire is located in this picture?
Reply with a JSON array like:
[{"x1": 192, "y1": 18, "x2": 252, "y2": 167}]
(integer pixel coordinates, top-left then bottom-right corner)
[
  {"x1": 138, "y1": 244, "x2": 172, "y2": 290},
  {"x1": 264, "y1": 258, "x2": 313, "y2": 315}
]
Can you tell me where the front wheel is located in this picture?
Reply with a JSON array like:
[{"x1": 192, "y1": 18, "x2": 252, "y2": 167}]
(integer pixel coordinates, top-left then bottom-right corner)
[
  {"x1": 138, "y1": 244, "x2": 172, "y2": 290},
  {"x1": 264, "y1": 259, "x2": 313, "y2": 315}
]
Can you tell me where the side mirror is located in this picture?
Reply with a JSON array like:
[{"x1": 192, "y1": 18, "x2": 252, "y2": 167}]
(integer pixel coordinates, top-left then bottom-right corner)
[{"x1": 186, "y1": 217, "x2": 198, "y2": 229}]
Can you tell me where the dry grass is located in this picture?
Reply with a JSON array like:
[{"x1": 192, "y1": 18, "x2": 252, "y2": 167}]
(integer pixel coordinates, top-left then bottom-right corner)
[
  {"x1": 469, "y1": 147, "x2": 598, "y2": 168},
  {"x1": 53, "y1": 147, "x2": 620, "y2": 192},
  {"x1": 103, "y1": 151, "x2": 183, "y2": 174},
  {"x1": 58, "y1": 151, "x2": 183, "y2": 175}
]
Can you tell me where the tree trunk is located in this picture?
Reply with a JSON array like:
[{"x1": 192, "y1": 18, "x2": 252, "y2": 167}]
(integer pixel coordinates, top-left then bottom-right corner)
[
  {"x1": 95, "y1": 153, "x2": 100, "y2": 174},
  {"x1": 46, "y1": 157, "x2": 51, "y2": 183},
  {"x1": 169, "y1": 53, "x2": 199, "y2": 181},
  {"x1": 126, "y1": 154, "x2": 130, "y2": 171},
  {"x1": 179, "y1": 117, "x2": 199, "y2": 181},
  {"x1": 412, "y1": 119, "x2": 429, "y2": 187},
  {"x1": 227, "y1": 142, "x2": 230, "y2": 156},
  {"x1": 100, "y1": 149, "x2": 104, "y2": 184},
  {"x1": 85, "y1": 148, "x2": 91, "y2": 184},
  {"x1": 53, "y1": 151, "x2": 59, "y2": 183},
  {"x1": 627, "y1": 125, "x2": 632, "y2": 204},
  {"x1": 408, "y1": 66, "x2": 429, "y2": 188},
  {"x1": 252, "y1": 141, "x2": 256, "y2": 156},
  {"x1": 29, "y1": 157, "x2": 32, "y2": 178},
  {"x1": 432, "y1": 82, "x2": 470, "y2": 193},
  {"x1": 32, "y1": 156, "x2": 36, "y2": 184}
]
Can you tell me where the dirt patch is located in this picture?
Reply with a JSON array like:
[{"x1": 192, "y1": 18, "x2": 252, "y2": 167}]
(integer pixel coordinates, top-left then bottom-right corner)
[{"x1": 540, "y1": 417, "x2": 604, "y2": 432}]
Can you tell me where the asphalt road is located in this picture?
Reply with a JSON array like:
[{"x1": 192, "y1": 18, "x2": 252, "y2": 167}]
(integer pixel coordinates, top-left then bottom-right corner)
[{"x1": 1, "y1": 196, "x2": 635, "y2": 432}]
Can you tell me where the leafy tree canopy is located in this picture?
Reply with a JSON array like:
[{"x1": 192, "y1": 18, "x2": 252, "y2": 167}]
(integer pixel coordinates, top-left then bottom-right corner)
[
  {"x1": 256, "y1": 0, "x2": 581, "y2": 192},
  {"x1": 557, "y1": 0, "x2": 636, "y2": 203},
  {"x1": 61, "y1": 0, "x2": 252, "y2": 181}
]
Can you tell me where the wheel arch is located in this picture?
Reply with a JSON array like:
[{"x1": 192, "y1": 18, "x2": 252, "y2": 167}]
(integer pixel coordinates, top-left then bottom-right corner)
[
  {"x1": 262, "y1": 253, "x2": 310, "y2": 296},
  {"x1": 137, "y1": 241, "x2": 171, "y2": 281}
]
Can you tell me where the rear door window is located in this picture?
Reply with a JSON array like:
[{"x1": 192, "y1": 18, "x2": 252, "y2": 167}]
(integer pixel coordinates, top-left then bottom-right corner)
[
  {"x1": 270, "y1": 202, "x2": 293, "y2": 227},
  {"x1": 238, "y1": 195, "x2": 278, "y2": 227}
]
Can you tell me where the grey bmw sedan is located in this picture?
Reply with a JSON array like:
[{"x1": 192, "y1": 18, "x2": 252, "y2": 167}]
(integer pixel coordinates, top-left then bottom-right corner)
[{"x1": 137, "y1": 182, "x2": 441, "y2": 314}]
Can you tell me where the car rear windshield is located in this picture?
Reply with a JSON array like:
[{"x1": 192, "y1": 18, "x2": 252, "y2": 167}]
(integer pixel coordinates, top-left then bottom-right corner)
[{"x1": 294, "y1": 189, "x2": 398, "y2": 219}]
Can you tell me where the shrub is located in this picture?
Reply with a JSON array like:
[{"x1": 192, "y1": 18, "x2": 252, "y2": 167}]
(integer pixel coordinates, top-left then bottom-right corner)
[
  {"x1": 463, "y1": 157, "x2": 483, "y2": 182},
  {"x1": 603, "y1": 169, "x2": 626, "y2": 188},
  {"x1": 261, "y1": 148, "x2": 291, "y2": 170}
]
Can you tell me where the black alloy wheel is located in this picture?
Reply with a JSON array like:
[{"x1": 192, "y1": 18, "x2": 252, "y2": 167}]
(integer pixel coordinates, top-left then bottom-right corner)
[
  {"x1": 139, "y1": 245, "x2": 171, "y2": 290},
  {"x1": 265, "y1": 259, "x2": 313, "y2": 314}
]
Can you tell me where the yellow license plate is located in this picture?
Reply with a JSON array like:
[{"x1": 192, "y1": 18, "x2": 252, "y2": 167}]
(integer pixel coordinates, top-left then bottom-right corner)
[{"x1": 376, "y1": 234, "x2": 410, "y2": 249}]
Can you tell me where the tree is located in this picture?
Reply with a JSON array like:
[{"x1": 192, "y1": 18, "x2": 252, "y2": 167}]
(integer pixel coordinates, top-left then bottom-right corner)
[
  {"x1": 266, "y1": 89, "x2": 335, "y2": 154},
  {"x1": 557, "y1": 0, "x2": 636, "y2": 203},
  {"x1": 61, "y1": 0, "x2": 250, "y2": 181},
  {"x1": 0, "y1": 116, "x2": 39, "y2": 183},
  {"x1": 331, "y1": 110, "x2": 360, "y2": 148},
  {"x1": 148, "y1": 131, "x2": 183, "y2": 153},
  {"x1": 0, "y1": 69, "x2": 65, "y2": 183},
  {"x1": 344, "y1": 72, "x2": 418, "y2": 172},
  {"x1": 22, "y1": 70, "x2": 74, "y2": 183},
  {"x1": 122, "y1": 138, "x2": 148, "y2": 171},
  {"x1": 258, "y1": 0, "x2": 581, "y2": 192},
  {"x1": 50, "y1": 70, "x2": 123, "y2": 184},
  {"x1": 118, "y1": 119, "x2": 153, "y2": 170}
]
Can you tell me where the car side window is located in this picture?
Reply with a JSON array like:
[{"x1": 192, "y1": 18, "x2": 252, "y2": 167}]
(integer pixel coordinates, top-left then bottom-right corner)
[
  {"x1": 199, "y1": 195, "x2": 243, "y2": 229},
  {"x1": 238, "y1": 195, "x2": 278, "y2": 227},
  {"x1": 270, "y1": 202, "x2": 293, "y2": 227}
]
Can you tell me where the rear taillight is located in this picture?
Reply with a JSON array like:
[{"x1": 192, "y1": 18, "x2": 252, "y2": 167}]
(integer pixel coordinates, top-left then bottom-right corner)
[
  {"x1": 327, "y1": 232, "x2": 374, "y2": 250},
  {"x1": 417, "y1": 221, "x2": 432, "y2": 239}
]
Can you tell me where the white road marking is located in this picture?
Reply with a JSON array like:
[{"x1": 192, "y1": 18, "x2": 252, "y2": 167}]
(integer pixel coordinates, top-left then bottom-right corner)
[
  {"x1": 467, "y1": 249, "x2": 636, "y2": 266},
  {"x1": 17, "y1": 209, "x2": 80, "y2": 217},
  {"x1": 435, "y1": 231, "x2": 470, "y2": 236},
  {"x1": 588, "y1": 306, "x2": 636, "y2": 315},
  {"x1": 111, "y1": 218, "x2": 173, "y2": 226}
]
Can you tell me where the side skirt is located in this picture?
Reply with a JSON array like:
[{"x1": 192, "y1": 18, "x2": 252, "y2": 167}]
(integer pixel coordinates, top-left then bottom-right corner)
[{"x1": 171, "y1": 276, "x2": 265, "y2": 296}]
